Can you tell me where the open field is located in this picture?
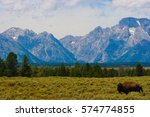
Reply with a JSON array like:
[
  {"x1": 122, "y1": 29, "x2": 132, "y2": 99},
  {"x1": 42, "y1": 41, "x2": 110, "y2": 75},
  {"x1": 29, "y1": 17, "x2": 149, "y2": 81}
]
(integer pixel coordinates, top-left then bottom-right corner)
[{"x1": 0, "y1": 76, "x2": 150, "y2": 100}]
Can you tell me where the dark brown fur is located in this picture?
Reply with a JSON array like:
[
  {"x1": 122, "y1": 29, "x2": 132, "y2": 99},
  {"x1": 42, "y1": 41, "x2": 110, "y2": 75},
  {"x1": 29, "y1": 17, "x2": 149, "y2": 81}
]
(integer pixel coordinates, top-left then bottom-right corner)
[{"x1": 117, "y1": 82, "x2": 143, "y2": 94}]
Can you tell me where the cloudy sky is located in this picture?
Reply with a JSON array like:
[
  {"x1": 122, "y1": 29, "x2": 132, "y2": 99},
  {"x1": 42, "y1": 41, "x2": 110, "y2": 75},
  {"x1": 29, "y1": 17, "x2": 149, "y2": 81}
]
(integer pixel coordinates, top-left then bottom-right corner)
[{"x1": 0, "y1": 0, "x2": 150, "y2": 38}]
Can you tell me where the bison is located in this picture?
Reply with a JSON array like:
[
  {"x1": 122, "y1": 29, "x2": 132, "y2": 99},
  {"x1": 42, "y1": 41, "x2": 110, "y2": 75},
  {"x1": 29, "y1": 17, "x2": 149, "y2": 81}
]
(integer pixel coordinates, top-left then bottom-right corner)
[{"x1": 117, "y1": 82, "x2": 143, "y2": 94}]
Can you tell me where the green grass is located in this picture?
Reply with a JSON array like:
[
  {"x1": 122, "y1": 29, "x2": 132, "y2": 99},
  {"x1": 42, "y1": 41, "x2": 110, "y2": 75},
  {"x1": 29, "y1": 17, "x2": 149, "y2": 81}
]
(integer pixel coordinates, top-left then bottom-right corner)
[{"x1": 0, "y1": 76, "x2": 150, "y2": 100}]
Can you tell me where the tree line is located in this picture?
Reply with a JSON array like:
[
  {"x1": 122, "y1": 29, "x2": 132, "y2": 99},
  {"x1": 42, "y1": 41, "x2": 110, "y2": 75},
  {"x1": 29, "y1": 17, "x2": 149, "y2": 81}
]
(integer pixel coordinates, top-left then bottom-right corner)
[
  {"x1": 0, "y1": 52, "x2": 31, "y2": 77},
  {"x1": 0, "y1": 52, "x2": 150, "y2": 77}
]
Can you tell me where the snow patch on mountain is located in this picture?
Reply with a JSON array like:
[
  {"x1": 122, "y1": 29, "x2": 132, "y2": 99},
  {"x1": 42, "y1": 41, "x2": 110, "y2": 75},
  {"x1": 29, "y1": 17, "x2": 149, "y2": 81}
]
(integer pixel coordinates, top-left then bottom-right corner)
[
  {"x1": 129, "y1": 28, "x2": 136, "y2": 36},
  {"x1": 137, "y1": 20, "x2": 141, "y2": 26}
]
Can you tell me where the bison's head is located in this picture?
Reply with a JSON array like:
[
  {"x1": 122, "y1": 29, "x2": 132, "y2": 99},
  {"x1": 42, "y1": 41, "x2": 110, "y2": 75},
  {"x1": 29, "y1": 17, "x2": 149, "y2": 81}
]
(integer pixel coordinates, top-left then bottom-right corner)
[{"x1": 117, "y1": 83, "x2": 123, "y2": 93}]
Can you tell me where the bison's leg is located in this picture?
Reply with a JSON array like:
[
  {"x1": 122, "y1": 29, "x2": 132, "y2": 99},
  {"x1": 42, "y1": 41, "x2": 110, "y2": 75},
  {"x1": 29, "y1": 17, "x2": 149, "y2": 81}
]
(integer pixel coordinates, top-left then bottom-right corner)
[
  {"x1": 140, "y1": 87, "x2": 143, "y2": 93},
  {"x1": 124, "y1": 90, "x2": 129, "y2": 95},
  {"x1": 137, "y1": 86, "x2": 143, "y2": 93},
  {"x1": 138, "y1": 88, "x2": 141, "y2": 93}
]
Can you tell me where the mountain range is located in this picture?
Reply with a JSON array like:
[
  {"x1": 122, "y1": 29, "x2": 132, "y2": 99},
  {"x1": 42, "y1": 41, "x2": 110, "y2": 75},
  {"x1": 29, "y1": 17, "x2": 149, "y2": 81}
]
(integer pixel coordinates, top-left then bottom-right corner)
[
  {"x1": 1, "y1": 27, "x2": 76, "y2": 64},
  {"x1": 60, "y1": 17, "x2": 150, "y2": 63},
  {"x1": 0, "y1": 17, "x2": 150, "y2": 64}
]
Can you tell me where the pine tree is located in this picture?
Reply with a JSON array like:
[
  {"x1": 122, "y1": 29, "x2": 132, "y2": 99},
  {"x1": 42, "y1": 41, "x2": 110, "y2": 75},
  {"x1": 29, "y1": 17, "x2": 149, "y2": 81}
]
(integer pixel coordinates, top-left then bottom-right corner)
[
  {"x1": 20, "y1": 55, "x2": 32, "y2": 77},
  {"x1": 92, "y1": 63, "x2": 103, "y2": 77},
  {"x1": 135, "y1": 63, "x2": 144, "y2": 76},
  {"x1": 103, "y1": 68, "x2": 108, "y2": 77},
  {"x1": 5, "y1": 52, "x2": 18, "y2": 77},
  {"x1": 0, "y1": 57, "x2": 5, "y2": 76},
  {"x1": 118, "y1": 66, "x2": 125, "y2": 77},
  {"x1": 70, "y1": 62, "x2": 82, "y2": 77},
  {"x1": 82, "y1": 63, "x2": 91, "y2": 77},
  {"x1": 57, "y1": 63, "x2": 67, "y2": 76}
]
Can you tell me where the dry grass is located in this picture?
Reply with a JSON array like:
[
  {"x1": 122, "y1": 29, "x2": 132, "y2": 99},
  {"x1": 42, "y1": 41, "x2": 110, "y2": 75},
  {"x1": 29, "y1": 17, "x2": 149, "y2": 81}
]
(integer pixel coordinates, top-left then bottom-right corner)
[{"x1": 0, "y1": 76, "x2": 150, "y2": 100}]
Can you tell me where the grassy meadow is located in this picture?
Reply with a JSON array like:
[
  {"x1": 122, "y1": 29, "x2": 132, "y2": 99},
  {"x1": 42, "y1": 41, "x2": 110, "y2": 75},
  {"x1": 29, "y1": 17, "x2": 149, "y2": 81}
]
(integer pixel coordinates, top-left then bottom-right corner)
[{"x1": 0, "y1": 76, "x2": 150, "y2": 100}]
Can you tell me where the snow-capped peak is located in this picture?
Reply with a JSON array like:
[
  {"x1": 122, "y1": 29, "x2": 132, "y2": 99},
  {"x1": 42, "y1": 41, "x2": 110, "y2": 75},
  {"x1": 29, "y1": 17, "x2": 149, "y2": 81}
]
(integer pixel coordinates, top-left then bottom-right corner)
[
  {"x1": 4, "y1": 27, "x2": 24, "y2": 34},
  {"x1": 2, "y1": 27, "x2": 25, "y2": 40}
]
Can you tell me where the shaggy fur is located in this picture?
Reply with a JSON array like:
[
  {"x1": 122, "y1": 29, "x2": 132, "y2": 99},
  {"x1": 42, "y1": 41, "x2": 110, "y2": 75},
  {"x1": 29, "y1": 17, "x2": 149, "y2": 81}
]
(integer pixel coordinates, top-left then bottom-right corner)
[{"x1": 117, "y1": 82, "x2": 143, "y2": 94}]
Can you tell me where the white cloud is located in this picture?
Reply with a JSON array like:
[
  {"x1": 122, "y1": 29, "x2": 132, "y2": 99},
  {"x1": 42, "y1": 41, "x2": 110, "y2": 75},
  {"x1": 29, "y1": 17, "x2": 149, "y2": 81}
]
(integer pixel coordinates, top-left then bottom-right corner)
[
  {"x1": 63, "y1": 0, "x2": 80, "y2": 6},
  {"x1": 113, "y1": 0, "x2": 150, "y2": 8},
  {"x1": 0, "y1": 0, "x2": 16, "y2": 4},
  {"x1": 2, "y1": 0, "x2": 149, "y2": 14},
  {"x1": 0, "y1": 0, "x2": 111, "y2": 13},
  {"x1": 0, "y1": 0, "x2": 149, "y2": 38},
  {"x1": 112, "y1": 0, "x2": 150, "y2": 18},
  {"x1": 40, "y1": 0, "x2": 57, "y2": 10},
  {"x1": 0, "y1": 0, "x2": 105, "y2": 17}
]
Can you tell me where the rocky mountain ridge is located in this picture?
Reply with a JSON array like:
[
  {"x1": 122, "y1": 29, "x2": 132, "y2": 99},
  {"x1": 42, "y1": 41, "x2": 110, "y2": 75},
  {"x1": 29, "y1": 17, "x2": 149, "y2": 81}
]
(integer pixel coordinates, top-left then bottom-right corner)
[
  {"x1": 60, "y1": 17, "x2": 150, "y2": 63},
  {"x1": 0, "y1": 17, "x2": 150, "y2": 64}
]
